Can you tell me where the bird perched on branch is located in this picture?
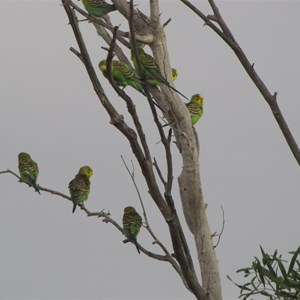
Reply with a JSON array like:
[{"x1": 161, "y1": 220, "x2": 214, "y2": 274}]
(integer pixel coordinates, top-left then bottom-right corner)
[
  {"x1": 131, "y1": 47, "x2": 188, "y2": 100},
  {"x1": 18, "y1": 152, "x2": 40, "y2": 194},
  {"x1": 163, "y1": 94, "x2": 204, "y2": 127},
  {"x1": 81, "y1": 0, "x2": 116, "y2": 17},
  {"x1": 130, "y1": 41, "x2": 178, "y2": 82},
  {"x1": 68, "y1": 166, "x2": 93, "y2": 213},
  {"x1": 122, "y1": 206, "x2": 142, "y2": 254},
  {"x1": 99, "y1": 60, "x2": 146, "y2": 96},
  {"x1": 172, "y1": 68, "x2": 178, "y2": 81}
]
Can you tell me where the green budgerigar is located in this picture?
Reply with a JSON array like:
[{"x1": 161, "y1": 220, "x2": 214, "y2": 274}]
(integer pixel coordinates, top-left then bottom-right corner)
[
  {"x1": 18, "y1": 152, "x2": 40, "y2": 194},
  {"x1": 131, "y1": 47, "x2": 188, "y2": 100},
  {"x1": 172, "y1": 68, "x2": 178, "y2": 82},
  {"x1": 68, "y1": 166, "x2": 93, "y2": 213},
  {"x1": 129, "y1": 41, "x2": 178, "y2": 82},
  {"x1": 187, "y1": 94, "x2": 204, "y2": 125},
  {"x1": 81, "y1": 0, "x2": 116, "y2": 17},
  {"x1": 123, "y1": 206, "x2": 142, "y2": 254},
  {"x1": 163, "y1": 94, "x2": 204, "y2": 127},
  {"x1": 99, "y1": 60, "x2": 146, "y2": 96}
]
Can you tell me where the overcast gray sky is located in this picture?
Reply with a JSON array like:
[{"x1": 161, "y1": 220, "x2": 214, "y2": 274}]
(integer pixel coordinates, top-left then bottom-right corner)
[{"x1": 0, "y1": 1, "x2": 299, "y2": 299}]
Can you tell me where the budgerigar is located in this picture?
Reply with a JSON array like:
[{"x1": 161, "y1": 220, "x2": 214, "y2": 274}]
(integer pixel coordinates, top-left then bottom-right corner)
[
  {"x1": 81, "y1": 0, "x2": 116, "y2": 17},
  {"x1": 131, "y1": 47, "x2": 188, "y2": 100},
  {"x1": 99, "y1": 60, "x2": 146, "y2": 96},
  {"x1": 130, "y1": 42, "x2": 178, "y2": 82},
  {"x1": 122, "y1": 206, "x2": 142, "y2": 254},
  {"x1": 163, "y1": 94, "x2": 204, "y2": 127},
  {"x1": 172, "y1": 68, "x2": 178, "y2": 81},
  {"x1": 18, "y1": 152, "x2": 40, "y2": 194},
  {"x1": 187, "y1": 94, "x2": 204, "y2": 125},
  {"x1": 68, "y1": 166, "x2": 93, "y2": 213}
]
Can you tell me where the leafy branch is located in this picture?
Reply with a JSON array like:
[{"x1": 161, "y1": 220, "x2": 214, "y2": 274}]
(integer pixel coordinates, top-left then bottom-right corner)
[{"x1": 228, "y1": 246, "x2": 300, "y2": 299}]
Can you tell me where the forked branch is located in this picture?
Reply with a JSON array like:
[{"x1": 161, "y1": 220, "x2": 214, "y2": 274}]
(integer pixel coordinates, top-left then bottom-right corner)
[
  {"x1": 61, "y1": 1, "x2": 212, "y2": 299},
  {"x1": 180, "y1": 0, "x2": 300, "y2": 166}
]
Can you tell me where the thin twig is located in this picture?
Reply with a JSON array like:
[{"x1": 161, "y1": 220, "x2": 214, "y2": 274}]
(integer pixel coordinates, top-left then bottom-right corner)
[
  {"x1": 207, "y1": 0, "x2": 237, "y2": 42},
  {"x1": 94, "y1": 24, "x2": 131, "y2": 64},
  {"x1": 70, "y1": 47, "x2": 83, "y2": 62},
  {"x1": 120, "y1": 155, "x2": 146, "y2": 214},
  {"x1": 213, "y1": 205, "x2": 225, "y2": 248},
  {"x1": 120, "y1": 155, "x2": 170, "y2": 253},
  {"x1": 153, "y1": 157, "x2": 166, "y2": 187},
  {"x1": 163, "y1": 18, "x2": 172, "y2": 28},
  {"x1": 0, "y1": 169, "x2": 21, "y2": 179},
  {"x1": 119, "y1": 156, "x2": 188, "y2": 285}
]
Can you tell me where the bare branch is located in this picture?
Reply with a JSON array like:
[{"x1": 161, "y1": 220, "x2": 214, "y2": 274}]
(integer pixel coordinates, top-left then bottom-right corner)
[
  {"x1": 120, "y1": 155, "x2": 146, "y2": 214},
  {"x1": 2, "y1": 169, "x2": 193, "y2": 279},
  {"x1": 163, "y1": 18, "x2": 172, "y2": 28},
  {"x1": 0, "y1": 168, "x2": 174, "y2": 261},
  {"x1": 207, "y1": 0, "x2": 236, "y2": 42},
  {"x1": 0, "y1": 169, "x2": 70, "y2": 200},
  {"x1": 111, "y1": 0, "x2": 154, "y2": 42},
  {"x1": 153, "y1": 157, "x2": 166, "y2": 187},
  {"x1": 180, "y1": 0, "x2": 300, "y2": 166},
  {"x1": 165, "y1": 128, "x2": 174, "y2": 195},
  {"x1": 70, "y1": 46, "x2": 83, "y2": 62},
  {"x1": 96, "y1": 24, "x2": 131, "y2": 64},
  {"x1": 0, "y1": 169, "x2": 21, "y2": 179},
  {"x1": 213, "y1": 205, "x2": 225, "y2": 249}
]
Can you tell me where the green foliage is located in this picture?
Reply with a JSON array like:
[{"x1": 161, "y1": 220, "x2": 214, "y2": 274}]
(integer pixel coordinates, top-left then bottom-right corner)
[{"x1": 228, "y1": 246, "x2": 300, "y2": 299}]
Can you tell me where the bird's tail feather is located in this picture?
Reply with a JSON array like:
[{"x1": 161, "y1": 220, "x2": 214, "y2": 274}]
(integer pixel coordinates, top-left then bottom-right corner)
[
  {"x1": 133, "y1": 238, "x2": 140, "y2": 254},
  {"x1": 167, "y1": 85, "x2": 189, "y2": 101},
  {"x1": 134, "y1": 84, "x2": 165, "y2": 113},
  {"x1": 72, "y1": 202, "x2": 77, "y2": 214},
  {"x1": 154, "y1": 71, "x2": 189, "y2": 100},
  {"x1": 162, "y1": 120, "x2": 176, "y2": 127},
  {"x1": 33, "y1": 183, "x2": 41, "y2": 195}
]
